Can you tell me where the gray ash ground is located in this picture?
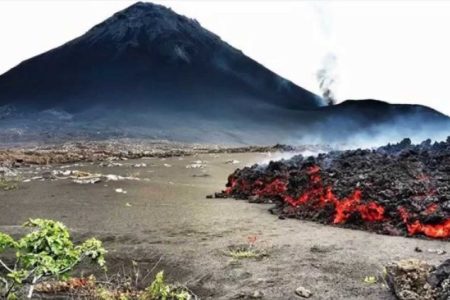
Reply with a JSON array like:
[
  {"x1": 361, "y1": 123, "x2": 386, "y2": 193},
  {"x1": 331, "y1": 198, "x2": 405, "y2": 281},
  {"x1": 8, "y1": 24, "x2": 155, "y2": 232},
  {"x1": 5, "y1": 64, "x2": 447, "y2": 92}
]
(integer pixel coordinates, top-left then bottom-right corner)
[
  {"x1": 1, "y1": 141, "x2": 449, "y2": 299},
  {"x1": 216, "y1": 138, "x2": 450, "y2": 239}
]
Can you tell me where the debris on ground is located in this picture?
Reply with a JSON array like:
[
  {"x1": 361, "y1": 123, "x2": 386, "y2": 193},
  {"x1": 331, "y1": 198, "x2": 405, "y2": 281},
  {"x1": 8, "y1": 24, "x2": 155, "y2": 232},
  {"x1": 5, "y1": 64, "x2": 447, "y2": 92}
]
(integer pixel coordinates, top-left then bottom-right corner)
[
  {"x1": 225, "y1": 159, "x2": 240, "y2": 164},
  {"x1": 99, "y1": 162, "x2": 123, "y2": 167},
  {"x1": 73, "y1": 177, "x2": 101, "y2": 184},
  {"x1": 132, "y1": 163, "x2": 147, "y2": 168},
  {"x1": 104, "y1": 174, "x2": 140, "y2": 182},
  {"x1": 295, "y1": 286, "x2": 312, "y2": 298},
  {"x1": 0, "y1": 139, "x2": 332, "y2": 168},
  {"x1": 186, "y1": 161, "x2": 205, "y2": 168},
  {"x1": 115, "y1": 188, "x2": 127, "y2": 194},
  {"x1": 427, "y1": 249, "x2": 447, "y2": 255},
  {"x1": 385, "y1": 258, "x2": 450, "y2": 300},
  {"x1": 0, "y1": 166, "x2": 17, "y2": 177}
]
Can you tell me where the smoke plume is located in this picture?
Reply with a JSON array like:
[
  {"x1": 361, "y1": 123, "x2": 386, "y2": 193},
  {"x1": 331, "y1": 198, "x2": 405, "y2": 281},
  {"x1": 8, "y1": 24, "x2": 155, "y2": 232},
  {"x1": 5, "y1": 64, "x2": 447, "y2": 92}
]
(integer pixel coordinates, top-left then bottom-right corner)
[{"x1": 317, "y1": 53, "x2": 337, "y2": 106}]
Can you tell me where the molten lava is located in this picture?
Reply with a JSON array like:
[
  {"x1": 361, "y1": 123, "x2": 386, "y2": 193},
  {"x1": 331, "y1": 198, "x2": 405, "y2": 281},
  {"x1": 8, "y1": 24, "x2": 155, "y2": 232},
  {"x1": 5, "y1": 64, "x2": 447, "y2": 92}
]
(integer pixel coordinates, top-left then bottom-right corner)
[
  {"x1": 227, "y1": 165, "x2": 386, "y2": 226},
  {"x1": 222, "y1": 165, "x2": 450, "y2": 239},
  {"x1": 217, "y1": 138, "x2": 450, "y2": 239},
  {"x1": 397, "y1": 206, "x2": 450, "y2": 238}
]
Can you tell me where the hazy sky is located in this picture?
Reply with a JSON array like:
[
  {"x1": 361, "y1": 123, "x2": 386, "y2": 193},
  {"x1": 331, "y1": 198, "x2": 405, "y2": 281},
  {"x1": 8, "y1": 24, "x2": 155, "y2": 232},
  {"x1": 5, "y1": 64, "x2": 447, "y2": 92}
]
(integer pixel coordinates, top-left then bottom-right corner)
[{"x1": 1, "y1": 1, "x2": 449, "y2": 115}]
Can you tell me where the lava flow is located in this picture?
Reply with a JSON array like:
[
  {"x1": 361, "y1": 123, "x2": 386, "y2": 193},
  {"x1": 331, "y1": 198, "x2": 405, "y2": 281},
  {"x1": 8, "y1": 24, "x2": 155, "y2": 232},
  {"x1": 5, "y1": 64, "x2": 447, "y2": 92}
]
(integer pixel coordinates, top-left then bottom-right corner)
[{"x1": 216, "y1": 138, "x2": 450, "y2": 239}]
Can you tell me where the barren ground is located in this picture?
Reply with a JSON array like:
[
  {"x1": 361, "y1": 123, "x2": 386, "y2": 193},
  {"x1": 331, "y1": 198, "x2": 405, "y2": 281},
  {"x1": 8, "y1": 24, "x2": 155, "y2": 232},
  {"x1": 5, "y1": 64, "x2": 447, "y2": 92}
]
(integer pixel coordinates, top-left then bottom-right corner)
[{"x1": 1, "y1": 152, "x2": 449, "y2": 299}]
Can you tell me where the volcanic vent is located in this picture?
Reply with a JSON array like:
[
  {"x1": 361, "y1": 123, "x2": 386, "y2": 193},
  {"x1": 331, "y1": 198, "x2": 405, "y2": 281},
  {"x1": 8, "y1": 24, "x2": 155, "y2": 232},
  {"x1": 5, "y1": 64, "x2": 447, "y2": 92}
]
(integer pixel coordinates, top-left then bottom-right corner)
[{"x1": 215, "y1": 138, "x2": 450, "y2": 239}]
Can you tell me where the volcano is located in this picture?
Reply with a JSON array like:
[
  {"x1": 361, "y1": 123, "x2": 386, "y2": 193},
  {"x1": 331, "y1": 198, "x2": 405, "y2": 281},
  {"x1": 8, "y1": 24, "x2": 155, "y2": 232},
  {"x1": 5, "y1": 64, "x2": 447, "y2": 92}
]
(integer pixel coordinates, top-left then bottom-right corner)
[
  {"x1": 0, "y1": 2, "x2": 320, "y2": 113},
  {"x1": 0, "y1": 2, "x2": 449, "y2": 144}
]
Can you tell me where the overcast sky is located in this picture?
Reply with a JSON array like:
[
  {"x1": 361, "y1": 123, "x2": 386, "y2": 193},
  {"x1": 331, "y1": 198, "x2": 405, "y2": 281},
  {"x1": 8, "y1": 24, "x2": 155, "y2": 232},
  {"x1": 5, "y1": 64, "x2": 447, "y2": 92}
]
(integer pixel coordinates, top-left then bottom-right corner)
[{"x1": 1, "y1": 0, "x2": 449, "y2": 115}]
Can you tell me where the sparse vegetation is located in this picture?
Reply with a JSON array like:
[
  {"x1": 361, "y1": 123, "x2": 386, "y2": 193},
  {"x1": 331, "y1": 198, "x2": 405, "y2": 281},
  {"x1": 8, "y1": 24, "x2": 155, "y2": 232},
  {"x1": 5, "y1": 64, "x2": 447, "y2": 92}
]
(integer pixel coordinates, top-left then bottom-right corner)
[
  {"x1": 0, "y1": 218, "x2": 106, "y2": 299},
  {"x1": 226, "y1": 235, "x2": 268, "y2": 260},
  {"x1": 226, "y1": 245, "x2": 267, "y2": 260},
  {"x1": 142, "y1": 271, "x2": 191, "y2": 300},
  {"x1": 228, "y1": 248, "x2": 260, "y2": 259},
  {"x1": 34, "y1": 269, "x2": 195, "y2": 300},
  {"x1": 0, "y1": 177, "x2": 18, "y2": 191}
]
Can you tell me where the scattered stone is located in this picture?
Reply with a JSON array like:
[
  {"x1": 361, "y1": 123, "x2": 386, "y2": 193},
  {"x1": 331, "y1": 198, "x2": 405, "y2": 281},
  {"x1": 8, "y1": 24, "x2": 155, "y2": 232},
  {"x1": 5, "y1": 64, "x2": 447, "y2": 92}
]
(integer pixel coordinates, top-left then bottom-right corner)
[
  {"x1": 251, "y1": 290, "x2": 264, "y2": 298},
  {"x1": 115, "y1": 188, "x2": 127, "y2": 194},
  {"x1": 163, "y1": 163, "x2": 172, "y2": 168},
  {"x1": 225, "y1": 159, "x2": 240, "y2": 164},
  {"x1": 427, "y1": 248, "x2": 447, "y2": 255},
  {"x1": 186, "y1": 163, "x2": 205, "y2": 169},
  {"x1": 132, "y1": 163, "x2": 147, "y2": 168},
  {"x1": 295, "y1": 286, "x2": 312, "y2": 298},
  {"x1": 99, "y1": 162, "x2": 123, "y2": 167},
  {"x1": 427, "y1": 259, "x2": 450, "y2": 292},
  {"x1": 385, "y1": 259, "x2": 435, "y2": 300},
  {"x1": 73, "y1": 178, "x2": 101, "y2": 184},
  {"x1": 0, "y1": 166, "x2": 17, "y2": 177},
  {"x1": 104, "y1": 174, "x2": 121, "y2": 181}
]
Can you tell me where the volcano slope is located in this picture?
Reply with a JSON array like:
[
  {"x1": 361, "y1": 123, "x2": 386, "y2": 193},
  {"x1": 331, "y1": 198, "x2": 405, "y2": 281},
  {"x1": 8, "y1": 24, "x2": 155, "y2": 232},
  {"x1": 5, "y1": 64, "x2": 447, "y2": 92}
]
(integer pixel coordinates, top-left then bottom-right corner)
[
  {"x1": 216, "y1": 137, "x2": 450, "y2": 239},
  {"x1": 0, "y1": 2, "x2": 320, "y2": 110}
]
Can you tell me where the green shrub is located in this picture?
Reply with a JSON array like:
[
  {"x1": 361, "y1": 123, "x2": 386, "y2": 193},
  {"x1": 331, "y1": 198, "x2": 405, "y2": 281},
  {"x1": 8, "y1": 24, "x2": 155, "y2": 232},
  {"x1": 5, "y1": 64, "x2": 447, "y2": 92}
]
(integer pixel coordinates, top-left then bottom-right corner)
[
  {"x1": 141, "y1": 271, "x2": 191, "y2": 300},
  {"x1": 0, "y1": 218, "x2": 106, "y2": 299}
]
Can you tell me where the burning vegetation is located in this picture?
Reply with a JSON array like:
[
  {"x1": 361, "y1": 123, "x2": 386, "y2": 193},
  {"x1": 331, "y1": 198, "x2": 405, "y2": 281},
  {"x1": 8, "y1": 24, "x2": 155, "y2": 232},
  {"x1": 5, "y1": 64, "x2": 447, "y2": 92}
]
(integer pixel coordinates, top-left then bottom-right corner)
[{"x1": 215, "y1": 137, "x2": 450, "y2": 239}]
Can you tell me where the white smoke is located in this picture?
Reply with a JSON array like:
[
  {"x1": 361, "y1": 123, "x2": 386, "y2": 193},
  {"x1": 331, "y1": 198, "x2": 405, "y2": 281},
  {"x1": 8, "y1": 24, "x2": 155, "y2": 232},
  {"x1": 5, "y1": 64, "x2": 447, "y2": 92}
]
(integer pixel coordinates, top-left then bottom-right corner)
[
  {"x1": 317, "y1": 53, "x2": 338, "y2": 105},
  {"x1": 312, "y1": 3, "x2": 339, "y2": 106}
]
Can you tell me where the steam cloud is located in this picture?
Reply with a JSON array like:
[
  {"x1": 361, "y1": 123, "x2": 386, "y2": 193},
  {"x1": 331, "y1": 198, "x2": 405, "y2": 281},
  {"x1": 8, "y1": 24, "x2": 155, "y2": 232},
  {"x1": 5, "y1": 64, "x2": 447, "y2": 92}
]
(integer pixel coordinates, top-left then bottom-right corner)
[{"x1": 317, "y1": 53, "x2": 338, "y2": 106}]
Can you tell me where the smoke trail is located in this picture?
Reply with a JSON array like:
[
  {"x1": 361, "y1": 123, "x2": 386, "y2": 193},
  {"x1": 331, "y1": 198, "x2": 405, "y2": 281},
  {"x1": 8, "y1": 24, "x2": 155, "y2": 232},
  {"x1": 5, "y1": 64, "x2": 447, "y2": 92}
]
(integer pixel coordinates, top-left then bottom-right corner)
[
  {"x1": 317, "y1": 53, "x2": 337, "y2": 105},
  {"x1": 312, "y1": 3, "x2": 338, "y2": 106}
]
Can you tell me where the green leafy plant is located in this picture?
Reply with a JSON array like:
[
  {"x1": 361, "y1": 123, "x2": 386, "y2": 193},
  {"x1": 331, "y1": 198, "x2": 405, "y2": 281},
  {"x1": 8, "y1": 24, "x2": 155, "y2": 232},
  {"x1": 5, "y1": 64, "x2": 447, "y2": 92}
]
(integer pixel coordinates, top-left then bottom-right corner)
[
  {"x1": 0, "y1": 218, "x2": 106, "y2": 299},
  {"x1": 141, "y1": 271, "x2": 191, "y2": 300}
]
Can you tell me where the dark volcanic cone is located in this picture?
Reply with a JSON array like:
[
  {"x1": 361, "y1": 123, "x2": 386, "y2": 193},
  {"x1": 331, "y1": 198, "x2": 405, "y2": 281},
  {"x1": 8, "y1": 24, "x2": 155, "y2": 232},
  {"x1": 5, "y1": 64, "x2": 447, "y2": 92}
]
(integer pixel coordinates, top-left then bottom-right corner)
[{"x1": 0, "y1": 2, "x2": 321, "y2": 113}]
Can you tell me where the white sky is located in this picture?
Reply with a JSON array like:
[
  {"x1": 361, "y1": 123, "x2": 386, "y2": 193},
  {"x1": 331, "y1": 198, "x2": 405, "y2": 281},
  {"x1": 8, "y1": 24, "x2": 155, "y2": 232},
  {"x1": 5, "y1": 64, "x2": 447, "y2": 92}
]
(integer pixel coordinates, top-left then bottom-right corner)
[{"x1": 0, "y1": 0, "x2": 449, "y2": 115}]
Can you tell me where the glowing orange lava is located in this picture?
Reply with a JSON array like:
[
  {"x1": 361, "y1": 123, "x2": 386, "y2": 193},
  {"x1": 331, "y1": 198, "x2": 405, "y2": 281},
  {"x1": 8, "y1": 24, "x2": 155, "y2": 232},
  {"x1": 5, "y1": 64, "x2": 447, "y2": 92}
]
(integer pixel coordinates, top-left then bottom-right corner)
[{"x1": 224, "y1": 165, "x2": 450, "y2": 238}]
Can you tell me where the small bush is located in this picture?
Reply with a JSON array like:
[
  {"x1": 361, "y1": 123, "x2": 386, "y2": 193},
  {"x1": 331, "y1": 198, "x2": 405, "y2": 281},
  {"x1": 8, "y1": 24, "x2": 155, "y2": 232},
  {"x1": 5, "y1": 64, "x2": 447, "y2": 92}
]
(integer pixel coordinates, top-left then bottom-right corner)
[
  {"x1": 0, "y1": 218, "x2": 106, "y2": 299},
  {"x1": 141, "y1": 271, "x2": 191, "y2": 300}
]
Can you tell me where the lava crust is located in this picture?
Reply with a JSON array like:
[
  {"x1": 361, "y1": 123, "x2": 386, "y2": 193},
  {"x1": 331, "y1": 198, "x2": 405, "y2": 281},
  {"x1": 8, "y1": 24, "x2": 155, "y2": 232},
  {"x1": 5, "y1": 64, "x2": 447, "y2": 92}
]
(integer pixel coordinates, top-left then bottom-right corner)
[{"x1": 216, "y1": 138, "x2": 450, "y2": 239}]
